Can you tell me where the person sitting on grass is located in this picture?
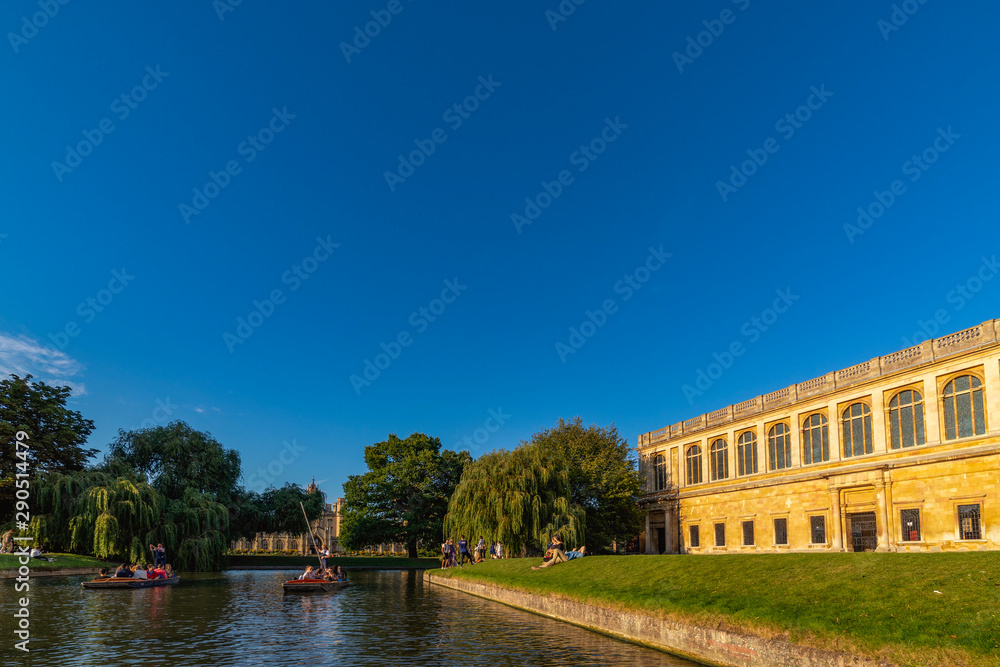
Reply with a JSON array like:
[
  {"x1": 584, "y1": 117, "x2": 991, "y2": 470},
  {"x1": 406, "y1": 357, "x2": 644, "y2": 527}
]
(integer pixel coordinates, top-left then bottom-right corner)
[{"x1": 532, "y1": 546, "x2": 586, "y2": 570}]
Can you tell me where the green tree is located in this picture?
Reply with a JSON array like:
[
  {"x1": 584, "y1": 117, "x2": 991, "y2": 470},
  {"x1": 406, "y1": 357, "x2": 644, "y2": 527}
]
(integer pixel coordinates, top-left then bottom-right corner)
[
  {"x1": 444, "y1": 443, "x2": 585, "y2": 555},
  {"x1": 340, "y1": 433, "x2": 470, "y2": 558},
  {"x1": 1, "y1": 374, "x2": 97, "y2": 525},
  {"x1": 528, "y1": 418, "x2": 644, "y2": 552}
]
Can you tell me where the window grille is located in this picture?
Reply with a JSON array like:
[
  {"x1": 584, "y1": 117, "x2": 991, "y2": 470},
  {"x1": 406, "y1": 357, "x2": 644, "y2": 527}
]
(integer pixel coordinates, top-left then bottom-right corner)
[
  {"x1": 943, "y1": 375, "x2": 986, "y2": 440},
  {"x1": 841, "y1": 402, "x2": 873, "y2": 457},
  {"x1": 742, "y1": 520, "x2": 754, "y2": 546},
  {"x1": 802, "y1": 414, "x2": 830, "y2": 464},
  {"x1": 774, "y1": 518, "x2": 788, "y2": 545},
  {"x1": 768, "y1": 423, "x2": 791, "y2": 471},
  {"x1": 714, "y1": 523, "x2": 725, "y2": 547},
  {"x1": 710, "y1": 439, "x2": 729, "y2": 481},
  {"x1": 737, "y1": 431, "x2": 758, "y2": 476},
  {"x1": 958, "y1": 504, "x2": 982, "y2": 540},
  {"x1": 686, "y1": 445, "x2": 703, "y2": 485},
  {"x1": 900, "y1": 509, "x2": 921, "y2": 542},
  {"x1": 689, "y1": 525, "x2": 700, "y2": 548},
  {"x1": 889, "y1": 389, "x2": 926, "y2": 449},
  {"x1": 810, "y1": 515, "x2": 826, "y2": 544}
]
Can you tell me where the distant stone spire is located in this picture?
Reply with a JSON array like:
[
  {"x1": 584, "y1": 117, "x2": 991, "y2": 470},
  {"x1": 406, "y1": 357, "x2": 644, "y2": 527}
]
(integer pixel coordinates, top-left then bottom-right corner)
[{"x1": 306, "y1": 476, "x2": 319, "y2": 494}]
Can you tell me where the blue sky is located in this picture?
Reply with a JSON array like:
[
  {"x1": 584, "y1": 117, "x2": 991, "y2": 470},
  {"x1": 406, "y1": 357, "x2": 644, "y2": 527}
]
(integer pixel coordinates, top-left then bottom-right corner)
[{"x1": 2, "y1": 1, "x2": 998, "y2": 499}]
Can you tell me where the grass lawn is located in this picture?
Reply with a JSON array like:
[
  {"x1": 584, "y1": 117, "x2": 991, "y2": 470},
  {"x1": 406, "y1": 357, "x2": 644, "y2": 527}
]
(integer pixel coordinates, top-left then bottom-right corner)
[
  {"x1": 435, "y1": 553, "x2": 1000, "y2": 667},
  {"x1": 0, "y1": 553, "x2": 116, "y2": 572},
  {"x1": 226, "y1": 554, "x2": 438, "y2": 569}
]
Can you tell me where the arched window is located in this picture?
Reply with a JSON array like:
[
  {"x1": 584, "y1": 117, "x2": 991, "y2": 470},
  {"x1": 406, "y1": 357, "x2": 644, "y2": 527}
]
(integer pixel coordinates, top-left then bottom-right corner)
[
  {"x1": 653, "y1": 453, "x2": 667, "y2": 491},
  {"x1": 710, "y1": 438, "x2": 729, "y2": 481},
  {"x1": 889, "y1": 389, "x2": 925, "y2": 449},
  {"x1": 942, "y1": 374, "x2": 986, "y2": 440},
  {"x1": 802, "y1": 413, "x2": 830, "y2": 464},
  {"x1": 841, "y1": 402, "x2": 873, "y2": 457},
  {"x1": 737, "y1": 431, "x2": 757, "y2": 476},
  {"x1": 686, "y1": 445, "x2": 703, "y2": 485},
  {"x1": 767, "y1": 423, "x2": 791, "y2": 470}
]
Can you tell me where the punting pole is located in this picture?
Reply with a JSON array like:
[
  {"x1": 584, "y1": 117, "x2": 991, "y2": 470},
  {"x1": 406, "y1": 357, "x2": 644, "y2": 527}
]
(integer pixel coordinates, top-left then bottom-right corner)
[{"x1": 300, "y1": 502, "x2": 323, "y2": 570}]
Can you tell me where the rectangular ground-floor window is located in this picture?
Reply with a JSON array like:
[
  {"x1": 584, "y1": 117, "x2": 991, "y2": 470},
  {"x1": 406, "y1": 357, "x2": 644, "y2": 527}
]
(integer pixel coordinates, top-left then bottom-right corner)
[
  {"x1": 689, "y1": 525, "x2": 700, "y2": 548},
  {"x1": 774, "y1": 518, "x2": 788, "y2": 545},
  {"x1": 810, "y1": 515, "x2": 826, "y2": 544},
  {"x1": 714, "y1": 523, "x2": 725, "y2": 547},
  {"x1": 742, "y1": 520, "x2": 754, "y2": 546},
  {"x1": 900, "y1": 508, "x2": 921, "y2": 542},
  {"x1": 959, "y1": 504, "x2": 982, "y2": 540}
]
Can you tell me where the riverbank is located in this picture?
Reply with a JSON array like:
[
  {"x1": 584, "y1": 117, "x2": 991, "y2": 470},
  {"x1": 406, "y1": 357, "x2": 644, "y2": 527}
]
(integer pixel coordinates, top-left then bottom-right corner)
[
  {"x1": 0, "y1": 553, "x2": 116, "y2": 578},
  {"x1": 428, "y1": 553, "x2": 1000, "y2": 667},
  {"x1": 226, "y1": 555, "x2": 438, "y2": 569}
]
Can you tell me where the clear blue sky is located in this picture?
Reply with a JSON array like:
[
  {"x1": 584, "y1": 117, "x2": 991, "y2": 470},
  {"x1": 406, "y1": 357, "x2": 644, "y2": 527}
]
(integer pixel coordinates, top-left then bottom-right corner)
[{"x1": 2, "y1": 1, "x2": 998, "y2": 498}]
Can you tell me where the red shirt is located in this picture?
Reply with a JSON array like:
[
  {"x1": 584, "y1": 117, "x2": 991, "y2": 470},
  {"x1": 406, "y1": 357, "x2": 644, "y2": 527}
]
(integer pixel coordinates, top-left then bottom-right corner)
[{"x1": 148, "y1": 568, "x2": 166, "y2": 579}]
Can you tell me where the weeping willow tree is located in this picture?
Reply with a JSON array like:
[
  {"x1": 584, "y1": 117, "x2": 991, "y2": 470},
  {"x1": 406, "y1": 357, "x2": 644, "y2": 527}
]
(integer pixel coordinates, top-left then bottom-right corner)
[{"x1": 444, "y1": 443, "x2": 585, "y2": 555}]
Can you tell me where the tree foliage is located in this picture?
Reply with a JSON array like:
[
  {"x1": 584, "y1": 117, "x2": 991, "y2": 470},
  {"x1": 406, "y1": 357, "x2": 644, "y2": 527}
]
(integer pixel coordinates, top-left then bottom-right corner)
[
  {"x1": 444, "y1": 443, "x2": 585, "y2": 555},
  {"x1": 1, "y1": 374, "x2": 97, "y2": 524},
  {"x1": 340, "y1": 433, "x2": 470, "y2": 558},
  {"x1": 528, "y1": 417, "x2": 644, "y2": 552}
]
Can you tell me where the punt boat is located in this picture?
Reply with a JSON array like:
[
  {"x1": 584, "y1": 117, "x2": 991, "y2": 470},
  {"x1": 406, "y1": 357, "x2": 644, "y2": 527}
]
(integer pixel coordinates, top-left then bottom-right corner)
[
  {"x1": 281, "y1": 578, "x2": 349, "y2": 592},
  {"x1": 82, "y1": 577, "x2": 180, "y2": 589}
]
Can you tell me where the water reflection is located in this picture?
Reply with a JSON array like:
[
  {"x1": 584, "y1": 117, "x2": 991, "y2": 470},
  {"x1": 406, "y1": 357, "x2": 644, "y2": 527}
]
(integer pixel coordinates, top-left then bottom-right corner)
[{"x1": 2, "y1": 570, "x2": 702, "y2": 666}]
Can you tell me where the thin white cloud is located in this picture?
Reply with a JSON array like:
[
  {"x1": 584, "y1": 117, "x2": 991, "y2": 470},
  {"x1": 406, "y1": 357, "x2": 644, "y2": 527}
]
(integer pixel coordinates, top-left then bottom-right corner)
[{"x1": 0, "y1": 331, "x2": 86, "y2": 395}]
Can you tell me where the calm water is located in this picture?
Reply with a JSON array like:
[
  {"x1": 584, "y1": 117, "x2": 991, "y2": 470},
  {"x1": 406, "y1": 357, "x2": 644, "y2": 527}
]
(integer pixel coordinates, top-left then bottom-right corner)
[{"x1": 2, "y1": 569, "x2": 703, "y2": 666}]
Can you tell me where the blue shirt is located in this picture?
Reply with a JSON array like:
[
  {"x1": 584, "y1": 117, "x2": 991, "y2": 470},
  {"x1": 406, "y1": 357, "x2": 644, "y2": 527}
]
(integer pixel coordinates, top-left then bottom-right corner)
[{"x1": 458, "y1": 539, "x2": 469, "y2": 553}]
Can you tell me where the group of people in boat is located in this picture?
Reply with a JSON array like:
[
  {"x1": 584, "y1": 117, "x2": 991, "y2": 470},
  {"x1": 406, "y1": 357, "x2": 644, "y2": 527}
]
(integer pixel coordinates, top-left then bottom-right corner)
[
  {"x1": 440, "y1": 536, "x2": 507, "y2": 568},
  {"x1": 97, "y1": 563, "x2": 175, "y2": 580},
  {"x1": 298, "y1": 565, "x2": 347, "y2": 582},
  {"x1": 532, "y1": 534, "x2": 587, "y2": 570}
]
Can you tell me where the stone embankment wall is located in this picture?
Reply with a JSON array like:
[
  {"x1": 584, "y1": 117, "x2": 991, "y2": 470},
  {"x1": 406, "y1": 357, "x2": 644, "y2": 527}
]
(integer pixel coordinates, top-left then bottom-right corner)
[{"x1": 426, "y1": 572, "x2": 896, "y2": 667}]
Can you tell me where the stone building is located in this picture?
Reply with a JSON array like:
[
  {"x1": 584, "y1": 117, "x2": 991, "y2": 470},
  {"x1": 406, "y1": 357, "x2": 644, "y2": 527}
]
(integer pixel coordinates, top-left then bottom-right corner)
[
  {"x1": 230, "y1": 479, "x2": 406, "y2": 555},
  {"x1": 637, "y1": 319, "x2": 1000, "y2": 554}
]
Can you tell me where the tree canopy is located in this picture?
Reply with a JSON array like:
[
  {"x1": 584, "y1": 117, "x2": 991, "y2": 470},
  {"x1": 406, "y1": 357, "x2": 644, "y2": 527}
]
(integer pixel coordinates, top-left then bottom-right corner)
[
  {"x1": 444, "y1": 418, "x2": 643, "y2": 555},
  {"x1": 443, "y1": 443, "x2": 585, "y2": 555},
  {"x1": 339, "y1": 433, "x2": 470, "y2": 558},
  {"x1": 1, "y1": 374, "x2": 97, "y2": 524}
]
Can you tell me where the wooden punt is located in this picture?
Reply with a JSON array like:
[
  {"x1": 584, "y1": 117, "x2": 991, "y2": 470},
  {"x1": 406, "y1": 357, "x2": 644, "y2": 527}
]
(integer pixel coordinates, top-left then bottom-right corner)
[
  {"x1": 282, "y1": 578, "x2": 349, "y2": 592},
  {"x1": 82, "y1": 577, "x2": 180, "y2": 589}
]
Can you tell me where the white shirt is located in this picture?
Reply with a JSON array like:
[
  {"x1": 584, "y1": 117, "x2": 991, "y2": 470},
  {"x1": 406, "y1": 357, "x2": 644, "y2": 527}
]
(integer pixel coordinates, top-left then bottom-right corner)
[
  {"x1": 133, "y1": 569, "x2": 148, "y2": 579},
  {"x1": 29, "y1": 548, "x2": 41, "y2": 558}
]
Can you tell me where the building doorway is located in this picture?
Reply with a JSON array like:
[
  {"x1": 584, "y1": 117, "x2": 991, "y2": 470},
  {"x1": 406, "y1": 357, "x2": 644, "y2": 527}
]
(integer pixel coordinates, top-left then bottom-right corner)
[
  {"x1": 850, "y1": 512, "x2": 877, "y2": 552},
  {"x1": 655, "y1": 527, "x2": 666, "y2": 554}
]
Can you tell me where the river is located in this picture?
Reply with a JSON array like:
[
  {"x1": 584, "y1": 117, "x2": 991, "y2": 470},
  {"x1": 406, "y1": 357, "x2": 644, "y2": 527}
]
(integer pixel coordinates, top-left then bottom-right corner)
[{"x1": 3, "y1": 569, "x2": 704, "y2": 666}]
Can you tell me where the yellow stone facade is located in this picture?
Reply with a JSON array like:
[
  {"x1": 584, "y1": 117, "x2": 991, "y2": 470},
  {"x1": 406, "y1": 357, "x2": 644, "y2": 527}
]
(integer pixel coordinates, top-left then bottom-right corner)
[{"x1": 637, "y1": 319, "x2": 1000, "y2": 554}]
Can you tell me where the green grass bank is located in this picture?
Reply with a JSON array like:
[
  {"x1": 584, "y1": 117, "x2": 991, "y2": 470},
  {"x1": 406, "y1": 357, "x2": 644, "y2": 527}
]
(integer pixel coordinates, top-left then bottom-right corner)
[
  {"x1": 226, "y1": 554, "x2": 438, "y2": 569},
  {"x1": 434, "y1": 553, "x2": 1000, "y2": 667},
  {"x1": 0, "y1": 553, "x2": 116, "y2": 573}
]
